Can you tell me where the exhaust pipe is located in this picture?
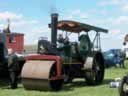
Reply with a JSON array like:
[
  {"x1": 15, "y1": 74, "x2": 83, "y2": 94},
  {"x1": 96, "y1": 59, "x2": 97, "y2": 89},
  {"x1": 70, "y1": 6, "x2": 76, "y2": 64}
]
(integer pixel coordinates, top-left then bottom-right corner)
[{"x1": 51, "y1": 13, "x2": 58, "y2": 47}]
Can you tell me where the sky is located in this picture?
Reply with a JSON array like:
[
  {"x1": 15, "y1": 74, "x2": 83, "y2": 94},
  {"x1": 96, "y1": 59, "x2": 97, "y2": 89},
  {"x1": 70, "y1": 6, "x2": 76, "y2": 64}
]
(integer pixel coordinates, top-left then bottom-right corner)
[{"x1": 0, "y1": 0, "x2": 128, "y2": 51}]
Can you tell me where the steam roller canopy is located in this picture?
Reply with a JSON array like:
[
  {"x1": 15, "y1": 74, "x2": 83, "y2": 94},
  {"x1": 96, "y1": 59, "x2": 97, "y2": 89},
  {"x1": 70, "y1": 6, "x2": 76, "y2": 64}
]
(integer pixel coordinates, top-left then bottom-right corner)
[{"x1": 21, "y1": 60, "x2": 63, "y2": 91}]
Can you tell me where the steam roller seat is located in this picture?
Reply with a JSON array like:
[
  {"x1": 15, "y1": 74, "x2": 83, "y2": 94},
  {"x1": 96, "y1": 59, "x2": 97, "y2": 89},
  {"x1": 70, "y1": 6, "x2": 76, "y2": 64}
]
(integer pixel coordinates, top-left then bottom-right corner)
[{"x1": 79, "y1": 34, "x2": 92, "y2": 57}]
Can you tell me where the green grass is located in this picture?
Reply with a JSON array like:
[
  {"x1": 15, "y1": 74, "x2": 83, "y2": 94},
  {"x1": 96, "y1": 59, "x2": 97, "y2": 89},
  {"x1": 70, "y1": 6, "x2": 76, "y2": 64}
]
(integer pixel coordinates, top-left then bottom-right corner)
[{"x1": 0, "y1": 61, "x2": 128, "y2": 96}]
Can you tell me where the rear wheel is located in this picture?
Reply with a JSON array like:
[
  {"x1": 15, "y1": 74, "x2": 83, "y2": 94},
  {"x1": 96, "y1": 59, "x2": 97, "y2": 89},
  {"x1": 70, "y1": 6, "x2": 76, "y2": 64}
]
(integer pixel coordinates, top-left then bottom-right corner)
[{"x1": 85, "y1": 53, "x2": 104, "y2": 85}]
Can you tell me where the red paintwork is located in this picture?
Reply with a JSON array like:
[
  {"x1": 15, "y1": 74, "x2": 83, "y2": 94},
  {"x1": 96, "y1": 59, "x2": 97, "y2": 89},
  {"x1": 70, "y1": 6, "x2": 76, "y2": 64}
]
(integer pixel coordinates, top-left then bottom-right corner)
[
  {"x1": 26, "y1": 54, "x2": 62, "y2": 80},
  {"x1": 6, "y1": 33, "x2": 24, "y2": 53}
]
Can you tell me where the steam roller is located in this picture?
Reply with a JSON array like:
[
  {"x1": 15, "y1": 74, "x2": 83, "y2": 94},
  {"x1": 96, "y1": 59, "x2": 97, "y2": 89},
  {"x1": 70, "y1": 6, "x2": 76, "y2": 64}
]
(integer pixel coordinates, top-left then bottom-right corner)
[
  {"x1": 21, "y1": 55, "x2": 63, "y2": 91},
  {"x1": 21, "y1": 13, "x2": 108, "y2": 91}
]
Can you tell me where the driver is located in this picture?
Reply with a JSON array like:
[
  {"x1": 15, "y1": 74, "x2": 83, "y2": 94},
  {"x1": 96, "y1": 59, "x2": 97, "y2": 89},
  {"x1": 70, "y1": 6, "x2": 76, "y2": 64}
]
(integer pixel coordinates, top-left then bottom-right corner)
[
  {"x1": 57, "y1": 34, "x2": 64, "y2": 48},
  {"x1": 58, "y1": 34, "x2": 64, "y2": 43},
  {"x1": 64, "y1": 36, "x2": 69, "y2": 45}
]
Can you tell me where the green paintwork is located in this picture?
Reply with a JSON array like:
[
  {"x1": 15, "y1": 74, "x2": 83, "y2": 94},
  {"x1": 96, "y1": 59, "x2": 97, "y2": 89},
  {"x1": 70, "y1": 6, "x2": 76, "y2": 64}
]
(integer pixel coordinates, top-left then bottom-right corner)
[
  {"x1": 79, "y1": 23, "x2": 108, "y2": 33},
  {"x1": 79, "y1": 34, "x2": 92, "y2": 56},
  {"x1": 58, "y1": 34, "x2": 92, "y2": 64}
]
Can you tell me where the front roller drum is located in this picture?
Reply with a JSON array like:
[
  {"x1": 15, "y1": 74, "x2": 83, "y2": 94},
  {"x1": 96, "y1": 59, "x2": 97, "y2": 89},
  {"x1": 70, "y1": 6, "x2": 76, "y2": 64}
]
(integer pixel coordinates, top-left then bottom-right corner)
[{"x1": 21, "y1": 60, "x2": 63, "y2": 91}]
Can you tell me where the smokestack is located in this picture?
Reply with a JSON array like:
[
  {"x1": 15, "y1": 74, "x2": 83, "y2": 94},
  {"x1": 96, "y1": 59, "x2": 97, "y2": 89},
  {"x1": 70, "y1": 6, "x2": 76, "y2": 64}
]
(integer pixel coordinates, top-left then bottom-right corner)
[{"x1": 51, "y1": 13, "x2": 58, "y2": 47}]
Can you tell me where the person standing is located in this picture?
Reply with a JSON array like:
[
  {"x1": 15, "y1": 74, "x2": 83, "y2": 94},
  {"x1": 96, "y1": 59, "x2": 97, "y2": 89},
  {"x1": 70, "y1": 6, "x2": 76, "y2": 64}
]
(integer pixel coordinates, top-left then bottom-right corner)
[
  {"x1": 8, "y1": 49, "x2": 19, "y2": 89},
  {"x1": 120, "y1": 50, "x2": 126, "y2": 68}
]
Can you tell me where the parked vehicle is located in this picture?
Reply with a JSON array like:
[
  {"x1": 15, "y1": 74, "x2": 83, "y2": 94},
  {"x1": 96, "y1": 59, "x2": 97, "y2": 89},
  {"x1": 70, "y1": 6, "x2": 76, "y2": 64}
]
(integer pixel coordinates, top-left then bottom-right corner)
[
  {"x1": 122, "y1": 34, "x2": 128, "y2": 59},
  {"x1": 103, "y1": 49, "x2": 125, "y2": 68}
]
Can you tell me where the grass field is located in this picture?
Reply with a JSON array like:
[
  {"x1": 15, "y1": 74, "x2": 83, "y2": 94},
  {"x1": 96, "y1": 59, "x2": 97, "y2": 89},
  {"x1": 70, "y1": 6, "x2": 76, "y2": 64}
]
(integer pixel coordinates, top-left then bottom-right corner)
[{"x1": 0, "y1": 61, "x2": 128, "y2": 96}]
